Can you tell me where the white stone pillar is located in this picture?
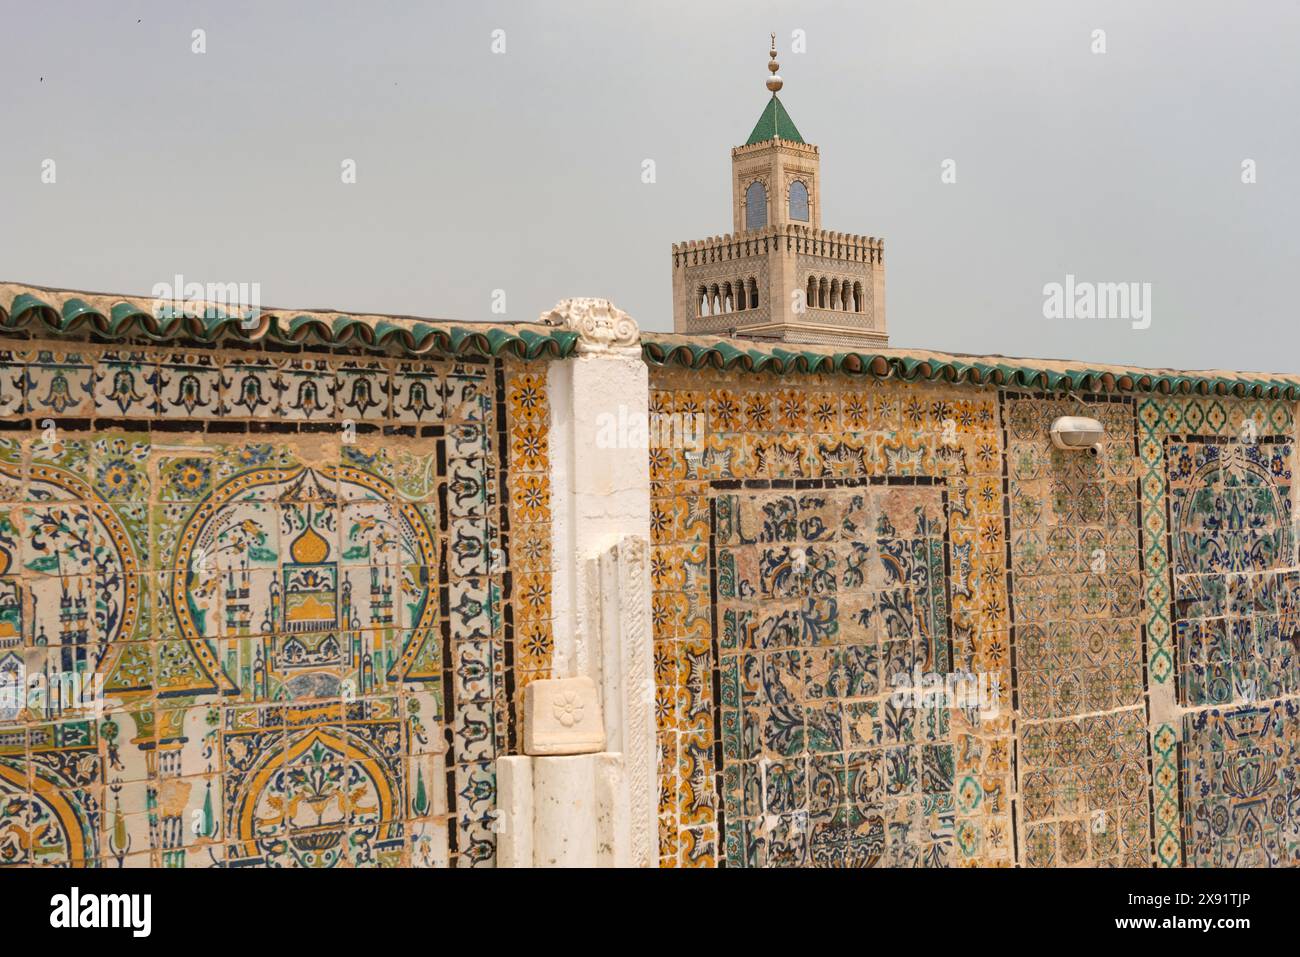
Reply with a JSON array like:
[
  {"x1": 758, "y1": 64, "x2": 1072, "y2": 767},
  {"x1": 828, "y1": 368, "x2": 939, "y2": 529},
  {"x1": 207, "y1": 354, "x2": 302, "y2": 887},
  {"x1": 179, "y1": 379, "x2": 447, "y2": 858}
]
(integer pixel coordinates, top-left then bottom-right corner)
[
  {"x1": 496, "y1": 752, "x2": 630, "y2": 867},
  {"x1": 495, "y1": 298, "x2": 656, "y2": 867},
  {"x1": 495, "y1": 756, "x2": 534, "y2": 868}
]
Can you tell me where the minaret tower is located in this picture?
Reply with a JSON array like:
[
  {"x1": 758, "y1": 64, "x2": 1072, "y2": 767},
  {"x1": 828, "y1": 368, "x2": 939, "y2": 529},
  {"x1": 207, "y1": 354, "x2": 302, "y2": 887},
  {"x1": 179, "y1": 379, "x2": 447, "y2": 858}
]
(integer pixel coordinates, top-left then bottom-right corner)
[{"x1": 671, "y1": 36, "x2": 888, "y2": 347}]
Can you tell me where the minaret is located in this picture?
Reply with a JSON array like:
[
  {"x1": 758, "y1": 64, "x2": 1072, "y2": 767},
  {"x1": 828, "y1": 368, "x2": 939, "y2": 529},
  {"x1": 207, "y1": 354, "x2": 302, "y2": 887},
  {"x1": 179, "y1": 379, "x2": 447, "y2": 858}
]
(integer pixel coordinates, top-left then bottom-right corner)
[
  {"x1": 730, "y1": 35, "x2": 822, "y2": 234},
  {"x1": 671, "y1": 35, "x2": 888, "y2": 347}
]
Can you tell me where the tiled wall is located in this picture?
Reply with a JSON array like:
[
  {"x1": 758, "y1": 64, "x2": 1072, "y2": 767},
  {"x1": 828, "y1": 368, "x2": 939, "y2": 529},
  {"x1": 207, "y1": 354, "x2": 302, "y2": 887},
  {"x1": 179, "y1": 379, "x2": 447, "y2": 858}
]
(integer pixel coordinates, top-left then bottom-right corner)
[
  {"x1": 650, "y1": 365, "x2": 1300, "y2": 868},
  {"x1": 649, "y1": 370, "x2": 1014, "y2": 866},
  {"x1": 1005, "y1": 396, "x2": 1148, "y2": 866},
  {"x1": 4, "y1": 338, "x2": 1298, "y2": 869},
  {"x1": 503, "y1": 370, "x2": 555, "y2": 724},
  {"x1": 1144, "y1": 397, "x2": 1298, "y2": 867},
  {"x1": 0, "y1": 343, "x2": 550, "y2": 867}
]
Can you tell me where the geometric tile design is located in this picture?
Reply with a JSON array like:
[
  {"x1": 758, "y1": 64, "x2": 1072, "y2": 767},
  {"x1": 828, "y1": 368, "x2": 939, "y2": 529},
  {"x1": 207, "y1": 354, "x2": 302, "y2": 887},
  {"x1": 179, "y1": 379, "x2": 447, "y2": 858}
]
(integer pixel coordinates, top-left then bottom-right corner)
[
  {"x1": 1151, "y1": 721, "x2": 1181, "y2": 867},
  {"x1": 1004, "y1": 395, "x2": 1150, "y2": 867},
  {"x1": 1019, "y1": 710, "x2": 1151, "y2": 867}
]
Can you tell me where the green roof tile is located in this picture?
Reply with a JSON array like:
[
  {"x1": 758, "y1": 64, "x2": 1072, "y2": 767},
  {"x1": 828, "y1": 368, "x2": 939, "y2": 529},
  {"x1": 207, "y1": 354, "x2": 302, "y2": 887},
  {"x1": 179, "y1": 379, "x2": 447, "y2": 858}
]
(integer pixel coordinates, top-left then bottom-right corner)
[
  {"x1": 638, "y1": 334, "x2": 1300, "y2": 401},
  {"x1": 745, "y1": 94, "x2": 804, "y2": 145},
  {"x1": 0, "y1": 285, "x2": 580, "y2": 361},
  {"x1": 7, "y1": 284, "x2": 1299, "y2": 398}
]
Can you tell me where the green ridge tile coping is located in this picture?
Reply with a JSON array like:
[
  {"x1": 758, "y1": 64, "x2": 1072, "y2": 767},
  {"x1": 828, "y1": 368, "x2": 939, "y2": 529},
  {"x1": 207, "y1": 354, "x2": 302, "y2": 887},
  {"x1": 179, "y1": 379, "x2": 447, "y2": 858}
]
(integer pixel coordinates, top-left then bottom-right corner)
[{"x1": 5, "y1": 284, "x2": 1299, "y2": 394}]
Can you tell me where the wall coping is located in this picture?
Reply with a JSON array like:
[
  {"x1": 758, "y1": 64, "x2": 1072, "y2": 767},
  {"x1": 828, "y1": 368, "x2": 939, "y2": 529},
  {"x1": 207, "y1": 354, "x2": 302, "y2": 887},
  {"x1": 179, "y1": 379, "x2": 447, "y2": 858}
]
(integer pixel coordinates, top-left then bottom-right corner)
[
  {"x1": 641, "y1": 332, "x2": 1300, "y2": 401},
  {"x1": 5, "y1": 283, "x2": 1298, "y2": 400},
  {"x1": 0, "y1": 282, "x2": 577, "y2": 360}
]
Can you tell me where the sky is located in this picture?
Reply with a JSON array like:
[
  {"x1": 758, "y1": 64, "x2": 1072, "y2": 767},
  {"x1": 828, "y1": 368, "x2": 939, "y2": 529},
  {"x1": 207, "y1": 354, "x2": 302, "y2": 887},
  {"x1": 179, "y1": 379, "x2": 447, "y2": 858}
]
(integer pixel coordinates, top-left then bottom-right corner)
[{"x1": 2, "y1": 0, "x2": 1298, "y2": 373}]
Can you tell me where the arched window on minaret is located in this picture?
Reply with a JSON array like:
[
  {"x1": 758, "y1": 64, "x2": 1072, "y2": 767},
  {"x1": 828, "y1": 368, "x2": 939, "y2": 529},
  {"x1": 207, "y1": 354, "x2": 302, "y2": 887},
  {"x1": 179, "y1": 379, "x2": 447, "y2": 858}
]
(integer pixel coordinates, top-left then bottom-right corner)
[
  {"x1": 806, "y1": 276, "x2": 817, "y2": 309},
  {"x1": 698, "y1": 285, "x2": 709, "y2": 316},
  {"x1": 853, "y1": 281, "x2": 863, "y2": 312},
  {"x1": 789, "y1": 181, "x2": 809, "y2": 221},
  {"x1": 710, "y1": 284, "x2": 721, "y2": 316},
  {"x1": 818, "y1": 277, "x2": 828, "y2": 309},
  {"x1": 736, "y1": 280, "x2": 747, "y2": 311},
  {"x1": 745, "y1": 181, "x2": 768, "y2": 230},
  {"x1": 749, "y1": 277, "x2": 760, "y2": 309}
]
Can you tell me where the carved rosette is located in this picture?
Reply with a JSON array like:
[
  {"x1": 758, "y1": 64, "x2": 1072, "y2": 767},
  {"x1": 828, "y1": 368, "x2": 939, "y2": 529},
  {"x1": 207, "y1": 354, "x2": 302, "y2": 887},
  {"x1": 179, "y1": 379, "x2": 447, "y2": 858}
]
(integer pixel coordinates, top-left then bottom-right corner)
[{"x1": 539, "y1": 298, "x2": 641, "y2": 356}]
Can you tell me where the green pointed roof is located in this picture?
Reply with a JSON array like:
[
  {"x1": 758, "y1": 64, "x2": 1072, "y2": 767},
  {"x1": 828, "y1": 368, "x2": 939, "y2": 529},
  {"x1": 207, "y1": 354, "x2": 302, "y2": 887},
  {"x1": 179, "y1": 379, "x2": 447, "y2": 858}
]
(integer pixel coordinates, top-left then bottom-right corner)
[{"x1": 745, "y1": 94, "x2": 804, "y2": 145}]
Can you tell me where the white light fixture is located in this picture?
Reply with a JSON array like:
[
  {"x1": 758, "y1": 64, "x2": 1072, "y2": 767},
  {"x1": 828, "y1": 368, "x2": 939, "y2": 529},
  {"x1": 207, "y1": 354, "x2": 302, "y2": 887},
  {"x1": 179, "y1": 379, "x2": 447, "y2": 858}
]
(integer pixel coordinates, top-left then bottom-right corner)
[{"x1": 1050, "y1": 416, "x2": 1105, "y2": 456}]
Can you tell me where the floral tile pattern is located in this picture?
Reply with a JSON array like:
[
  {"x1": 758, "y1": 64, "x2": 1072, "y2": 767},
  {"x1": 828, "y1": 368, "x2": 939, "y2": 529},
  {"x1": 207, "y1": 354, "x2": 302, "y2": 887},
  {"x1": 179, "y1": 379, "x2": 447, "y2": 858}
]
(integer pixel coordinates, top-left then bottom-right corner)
[
  {"x1": 714, "y1": 484, "x2": 963, "y2": 867},
  {"x1": 1139, "y1": 396, "x2": 1296, "y2": 867},
  {"x1": 650, "y1": 369, "x2": 1013, "y2": 867},
  {"x1": 1182, "y1": 700, "x2": 1300, "y2": 867},
  {"x1": 0, "y1": 343, "x2": 532, "y2": 868},
  {"x1": 504, "y1": 366, "x2": 554, "y2": 731}
]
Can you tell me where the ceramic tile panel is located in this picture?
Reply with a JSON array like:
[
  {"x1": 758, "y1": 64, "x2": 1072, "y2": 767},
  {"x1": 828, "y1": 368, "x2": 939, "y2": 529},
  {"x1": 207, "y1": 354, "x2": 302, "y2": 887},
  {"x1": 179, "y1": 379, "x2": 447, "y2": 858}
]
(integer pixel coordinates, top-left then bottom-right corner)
[
  {"x1": 1168, "y1": 437, "x2": 1296, "y2": 706},
  {"x1": 1136, "y1": 396, "x2": 1297, "y2": 866},
  {"x1": 0, "y1": 343, "x2": 536, "y2": 868},
  {"x1": 650, "y1": 368, "x2": 1013, "y2": 867},
  {"x1": 0, "y1": 351, "x2": 25, "y2": 417},
  {"x1": 1182, "y1": 700, "x2": 1300, "y2": 867},
  {"x1": 26, "y1": 351, "x2": 94, "y2": 417},
  {"x1": 503, "y1": 364, "x2": 554, "y2": 754},
  {"x1": 714, "y1": 483, "x2": 963, "y2": 867},
  {"x1": 1019, "y1": 710, "x2": 1150, "y2": 866},
  {"x1": 652, "y1": 372, "x2": 1300, "y2": 869},
  {"x1": 157, "y1": 353, "x2": 222, "y2": 419},
  {"x1": 4, "y1": 329, "x2": 1300, "y2": 870},
  {"x1": 1003, "y1": 396, "x2": 1150, "y2": 866}
]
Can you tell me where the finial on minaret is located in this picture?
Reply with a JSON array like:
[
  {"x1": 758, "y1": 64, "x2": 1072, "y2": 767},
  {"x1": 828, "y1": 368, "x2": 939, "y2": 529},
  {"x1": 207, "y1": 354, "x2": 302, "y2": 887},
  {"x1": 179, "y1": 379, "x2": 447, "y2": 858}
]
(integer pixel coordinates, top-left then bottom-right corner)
[{"x1": 766, "y1": 33, "x2": 783, "y2": 93}]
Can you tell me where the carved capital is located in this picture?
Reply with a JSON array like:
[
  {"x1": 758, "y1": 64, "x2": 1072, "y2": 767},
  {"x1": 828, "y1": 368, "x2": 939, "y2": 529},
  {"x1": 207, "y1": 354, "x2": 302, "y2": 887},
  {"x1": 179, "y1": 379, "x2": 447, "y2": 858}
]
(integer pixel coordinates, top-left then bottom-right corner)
[{"x1": 539, "y1": 298, "x2": 641, "y2": 356}]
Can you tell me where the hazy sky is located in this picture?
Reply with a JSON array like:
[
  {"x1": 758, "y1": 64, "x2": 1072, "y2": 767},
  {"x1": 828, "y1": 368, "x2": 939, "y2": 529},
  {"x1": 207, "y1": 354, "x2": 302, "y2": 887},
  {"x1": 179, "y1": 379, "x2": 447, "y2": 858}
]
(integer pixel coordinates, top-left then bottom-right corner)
[{"x1": 3, "y1": 1, "x2": 1298, "y2": 373}]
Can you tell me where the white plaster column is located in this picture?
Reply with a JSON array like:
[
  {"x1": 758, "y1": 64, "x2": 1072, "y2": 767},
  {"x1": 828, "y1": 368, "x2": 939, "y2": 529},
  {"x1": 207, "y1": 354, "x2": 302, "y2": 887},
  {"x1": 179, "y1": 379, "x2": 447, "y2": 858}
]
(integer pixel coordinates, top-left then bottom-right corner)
[{"x1": 495, "y1": 298, "x2": 656, "y2": 867}]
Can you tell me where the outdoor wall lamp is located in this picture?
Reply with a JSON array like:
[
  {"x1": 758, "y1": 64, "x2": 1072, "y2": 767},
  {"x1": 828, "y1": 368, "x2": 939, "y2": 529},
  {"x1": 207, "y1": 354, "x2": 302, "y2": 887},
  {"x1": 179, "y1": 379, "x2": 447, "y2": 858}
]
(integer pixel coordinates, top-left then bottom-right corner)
[{"x1": 1050, "y1": 416, "x2": 1105, "y2": 457}]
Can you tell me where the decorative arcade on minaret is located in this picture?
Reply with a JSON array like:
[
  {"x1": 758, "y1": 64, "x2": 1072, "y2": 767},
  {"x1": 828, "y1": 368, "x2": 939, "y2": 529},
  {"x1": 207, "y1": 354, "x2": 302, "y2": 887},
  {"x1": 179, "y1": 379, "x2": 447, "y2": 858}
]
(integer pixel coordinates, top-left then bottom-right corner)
[{"x1": 671, "y1": 35, "x2": 888, "y2": 347}]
